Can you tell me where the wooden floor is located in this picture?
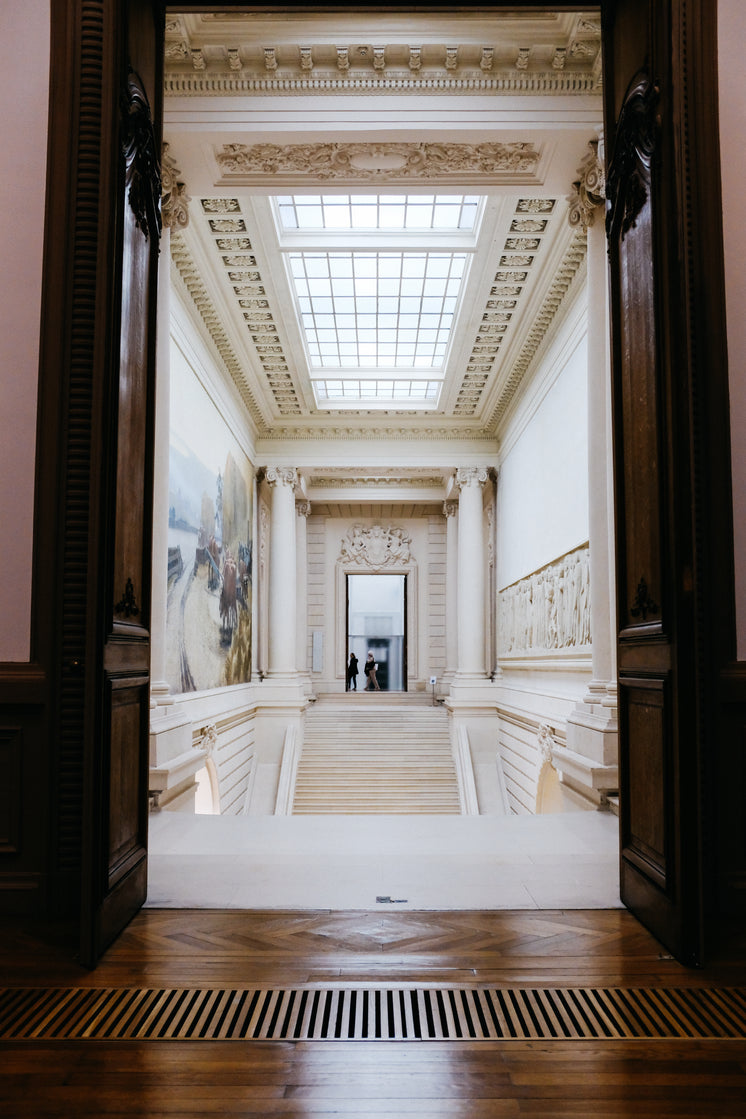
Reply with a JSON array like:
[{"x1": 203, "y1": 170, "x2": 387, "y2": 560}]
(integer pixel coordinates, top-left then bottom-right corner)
[{"x1": 1, "y1": 908, "x2": 746, "y2": 1116}]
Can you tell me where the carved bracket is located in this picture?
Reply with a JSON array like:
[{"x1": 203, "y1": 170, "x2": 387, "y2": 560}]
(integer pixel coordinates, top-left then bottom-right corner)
[
  {"x1": 606, "y1": 71, "x2": 659, "y2": 243},
  {"x1": 121, "y1": 68, "x2": 162, "y2": 241}
]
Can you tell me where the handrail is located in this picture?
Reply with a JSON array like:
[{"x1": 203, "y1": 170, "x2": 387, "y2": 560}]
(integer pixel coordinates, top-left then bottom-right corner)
[
  {"x1": 454, "y1": 724, "x2": 480, "y2": 816},
  {"x1": 274, "y1": 724, "x2": 299, "y2": 815}
]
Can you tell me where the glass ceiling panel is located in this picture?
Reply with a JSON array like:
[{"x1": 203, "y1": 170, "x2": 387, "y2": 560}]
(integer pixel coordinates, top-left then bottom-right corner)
[
  {"x1": 313, "y1": 378, "x2": 442, "y2": 407},
  {"x1": 288, "y1": 251, "x2": 466, "y2": 371},
  {"x1": 277, "y1": 194, "x2": 481, "y2": 233}
]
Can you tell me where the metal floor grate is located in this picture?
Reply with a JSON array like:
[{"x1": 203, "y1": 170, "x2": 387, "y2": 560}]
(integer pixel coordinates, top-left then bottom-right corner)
[{"x1": 1, "y1": 986, "x2": 746, "y2": 1042}]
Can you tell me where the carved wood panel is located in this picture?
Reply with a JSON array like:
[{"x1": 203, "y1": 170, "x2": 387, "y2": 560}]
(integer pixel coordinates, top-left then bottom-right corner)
[
  {"x1": 107, "y1": 679, "x2": 148, "y2": 886},
  {"x1": 0, "y1": 728, "x2": 22, "y2": 854},
  {"x1": 620, "y1": 679, "x2": 669, "y2": 891}
]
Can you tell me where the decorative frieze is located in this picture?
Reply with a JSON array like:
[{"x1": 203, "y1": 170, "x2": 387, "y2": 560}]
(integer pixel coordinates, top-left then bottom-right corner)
[
  {"x1": 214, "y1": 141, "x2": 542, "y2": 184},
  {"x1": 164, "y1": 71, "x2": 600, "y2": 98},
  {"x1": 338, "y1": 524, "x2": 412, "y2": 568},
  {"x1": 498, "y1": 545, "x2": 591, "y2": 656}
]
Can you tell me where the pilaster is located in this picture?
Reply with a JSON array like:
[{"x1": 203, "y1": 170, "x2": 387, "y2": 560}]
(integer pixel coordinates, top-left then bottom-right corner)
[
  {"x1": 565, "y1": 137, "x2": 618, "y2": 792},
  {"x1": 149, "y1": 147, "x2": 196, "y2": 808},
  {"x1": 295, "y1": 498, "x2": 313, "y2": 695}
]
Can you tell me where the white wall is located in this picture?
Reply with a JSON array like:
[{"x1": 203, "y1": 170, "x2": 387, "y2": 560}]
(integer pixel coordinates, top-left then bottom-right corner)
[
  {"x1": 496, "y1": 315, "x2": 589, "y2": 590},
  {"x1": 719, "y1": 0, "x2": 746, "y2": 659},
  {"x1": 0, "y1": 2, "x2": 50, "y2": 661}
]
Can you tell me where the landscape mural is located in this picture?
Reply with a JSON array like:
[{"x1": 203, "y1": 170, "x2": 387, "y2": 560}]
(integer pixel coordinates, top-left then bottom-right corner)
[{"x1": 166, "y1": 356, "x2": 253, "y2": 693}]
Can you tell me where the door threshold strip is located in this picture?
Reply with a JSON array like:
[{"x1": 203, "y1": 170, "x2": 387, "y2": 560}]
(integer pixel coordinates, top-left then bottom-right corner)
[{"x1": 1, "y1": 986, "x2": 746, "y2": 1042}]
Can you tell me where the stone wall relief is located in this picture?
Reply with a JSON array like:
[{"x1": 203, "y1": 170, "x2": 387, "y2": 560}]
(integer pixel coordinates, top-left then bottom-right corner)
[
  {"x1": 338, "y1": 523, "x2": 412, "y2": 569},
  {"x1": 498, "y1": 544, "x2": 591, "y2": 656}
]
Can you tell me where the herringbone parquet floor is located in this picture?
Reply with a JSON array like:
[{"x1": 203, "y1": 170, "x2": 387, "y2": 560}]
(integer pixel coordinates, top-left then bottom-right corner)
[{"x1": 1, "y1": 908, "x2": 746, "y2": 1116}]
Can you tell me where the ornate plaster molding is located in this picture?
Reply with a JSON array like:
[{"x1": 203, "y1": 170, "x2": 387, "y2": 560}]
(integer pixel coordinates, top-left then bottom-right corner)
[
  {"x1": 455, "y1": 199, "x2": 555, "y2": 417},
  {"x1": 487, "y1": 228, "x2": 587, "y2": 431},
  {"x1": 214, "y1": 141, "x2": 542, "y2": 185},
  {"x1": 295, "y1": 499, "x2": 312, "y2": 517},
  {"x1": 310, "y1": 475, "x2": 444, "y2": 490},
  {"x1": 198, "y1": 724, "x2": 218, "y2": 756},
  {"x1": 537, "y1": 724, "x2": 556, "y2": 767},
  {"x1": 262, "y1": 423, "x2": 497, "y2": 441},
  {"x1": 443, "y1": 501, "x2": 458, "y2": 518},
  {"x1": 192, "y1": 197, "x2": 303, "y2": 418},
  {"x1": 455, "y1": 466, "x2": 490, "y2": 489},
  {"x1": 164, "y1": 71, "x2": 600, "y2": 99},
  {"x1": 338, "y1": 524, "x2": 412, "y2": 568},
  {"x1": 263, "y1": 466, "x2": 299, "y2": 488},
  {"x1": 567, "y1": 137, "x2": 606, "y2": 230},
  {"x1": 169, "y1": 231, "x2": 268, "y2": 433},
  {"x1": 161, "y1": 143, "x2": 190, "y2": 230}
]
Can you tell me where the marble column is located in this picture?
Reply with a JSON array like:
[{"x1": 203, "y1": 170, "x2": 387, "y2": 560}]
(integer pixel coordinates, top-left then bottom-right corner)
[
  {"x1": 455, "y1": 467, "x2": 490, "y2": 677},
  {"x1": 565, "y1": 137, "x2": 618, "y2": 780},
  {"x1": 265, "y1": 467, "x2": 298, "y2": 676},
  {"x1": 295, "y1": 499, "x2": 311, "y2": 682},
  {"x1": 443, "y1": 500, "x2": 459, "y2": 685}
]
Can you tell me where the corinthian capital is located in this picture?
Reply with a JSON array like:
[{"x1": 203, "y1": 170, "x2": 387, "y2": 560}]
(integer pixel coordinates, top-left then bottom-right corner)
[
  {"x1": 264, "y1": 466, "x2": 298, "y2": 488},
  {"x1": 455, "y1": 466, "x2": 490, "y2": 490},
  {"x1": 567, "y1": 137, "x2": 606, "y2": 230}
]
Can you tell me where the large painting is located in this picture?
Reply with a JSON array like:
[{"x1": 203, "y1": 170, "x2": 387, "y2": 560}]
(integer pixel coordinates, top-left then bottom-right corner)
[{"x1": 166, "y1": 355, "x2": 253, "y2": 693}]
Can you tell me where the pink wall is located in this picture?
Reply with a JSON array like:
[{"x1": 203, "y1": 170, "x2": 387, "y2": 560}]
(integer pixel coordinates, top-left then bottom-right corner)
[
  {"x1": 719, "y1": 0, "x2": 746, "y2": 659},
  {"x1": 0, "y1": 3, "x2": 50, "y2": 661}
]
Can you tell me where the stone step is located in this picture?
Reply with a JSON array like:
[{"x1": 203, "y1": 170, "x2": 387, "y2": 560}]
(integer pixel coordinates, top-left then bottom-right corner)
[{"x1": 294, "y1": 699, "x2": 461, "y2": 815}]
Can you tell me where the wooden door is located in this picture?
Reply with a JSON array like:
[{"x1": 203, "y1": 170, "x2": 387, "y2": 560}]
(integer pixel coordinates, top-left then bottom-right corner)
[
  {"x1": 78, "y1": 0, "x2": 163, "y2": 967},
  {"x1": 602, "y1": 0, "x2": 730, "y2": 964}
]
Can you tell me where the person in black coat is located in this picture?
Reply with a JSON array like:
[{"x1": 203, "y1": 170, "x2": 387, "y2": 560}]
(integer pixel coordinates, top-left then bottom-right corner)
[
  {"x1": 346, "y1": 652, "x2": 359, "y2": 691},
  {"x1": 363, "y1": 652, "x2": 381, "y2": 690}
]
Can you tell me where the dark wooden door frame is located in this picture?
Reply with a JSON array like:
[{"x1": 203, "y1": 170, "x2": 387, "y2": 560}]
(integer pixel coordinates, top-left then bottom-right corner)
[{"x1": 32, "y1": 0, "x2": 738, "y2": 962}]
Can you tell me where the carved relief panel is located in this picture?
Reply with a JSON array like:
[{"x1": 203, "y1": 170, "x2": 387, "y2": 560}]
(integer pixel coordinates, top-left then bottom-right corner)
[{"x1": 498, "y1": 544, "x2": 591, "y2": 656}]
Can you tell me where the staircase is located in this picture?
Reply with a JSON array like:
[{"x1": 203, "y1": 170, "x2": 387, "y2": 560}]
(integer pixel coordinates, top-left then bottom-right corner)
[{"x1": 292, "y1": 694, "x2": 462, "y2": 815}]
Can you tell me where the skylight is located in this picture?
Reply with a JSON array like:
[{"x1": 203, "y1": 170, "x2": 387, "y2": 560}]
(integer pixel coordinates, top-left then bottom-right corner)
[
  {"x1": 272, "y1": 194, "x2": 484, "y2": 409},
  {"x1": 277, "y1": 194, "x2": 480, "y2": 233},
  {"x1": 289, "y1": 251, "x2": 466, "y2": 370}
]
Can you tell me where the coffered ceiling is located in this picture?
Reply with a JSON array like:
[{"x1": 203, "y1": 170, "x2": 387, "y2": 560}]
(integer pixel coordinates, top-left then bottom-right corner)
[{"x1": 163, "y1": 8, "x2": 603, "y2": 448}]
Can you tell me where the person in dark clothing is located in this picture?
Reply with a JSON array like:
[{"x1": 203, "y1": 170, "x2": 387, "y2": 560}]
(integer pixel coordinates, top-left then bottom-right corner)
[
  {"x1": 363, "y1": 652, "x2": 381, "y2": 690},
  {"x1": 346, "y1": 652, "x2": 359, "y2": 691}
]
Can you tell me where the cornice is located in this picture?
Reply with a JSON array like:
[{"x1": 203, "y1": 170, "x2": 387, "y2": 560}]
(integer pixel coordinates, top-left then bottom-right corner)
[
  {"x1": 486, "y1": 228, "x2": 588, "y2": 432},
  {"x1": 258, "y1": 423, "x2": 497, "y2": 442},
  {"x1": 164, "y1": 71, "x2": 600, "y2": 99},
  {"x1": 453, "y1": 198, "x2": 557, "y2": 418},
  {"x1": 170, "y1": 230, "x2": 268, "y2": 434},
  {"x1": 310, "y1": 475, "x2": 445, "y2": 489}
]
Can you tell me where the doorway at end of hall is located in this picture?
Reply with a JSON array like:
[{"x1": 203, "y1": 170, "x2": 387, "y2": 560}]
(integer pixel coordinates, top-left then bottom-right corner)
[{"x1": 347, "y1": 573, "x2": 407, "y2": 691}]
